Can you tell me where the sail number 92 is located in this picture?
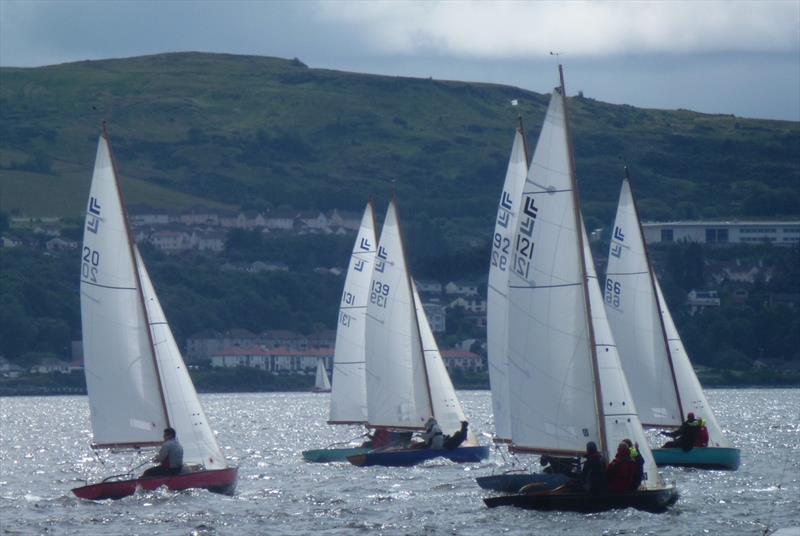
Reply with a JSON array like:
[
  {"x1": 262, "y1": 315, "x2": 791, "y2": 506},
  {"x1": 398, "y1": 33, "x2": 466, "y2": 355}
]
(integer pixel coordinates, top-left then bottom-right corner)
[
  {"x1": 370, "y1": 281, "x2": 390, "y2": 308},
  {"x1": 82, "y1": 246, "x2": 100, "y2": 282}
]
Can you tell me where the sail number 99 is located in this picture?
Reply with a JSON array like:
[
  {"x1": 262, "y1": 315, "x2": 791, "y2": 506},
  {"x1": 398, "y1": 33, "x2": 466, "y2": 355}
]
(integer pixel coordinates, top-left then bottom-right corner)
[
  {"x1": 370, "y1": 281, "x2": 390, "y2": 308},
  {"x1": 605, "y1": 278, "x2": 621, "y2": 309},
  {"x1": 81, "y1": 246, "x2": 100, "y2": 283}
]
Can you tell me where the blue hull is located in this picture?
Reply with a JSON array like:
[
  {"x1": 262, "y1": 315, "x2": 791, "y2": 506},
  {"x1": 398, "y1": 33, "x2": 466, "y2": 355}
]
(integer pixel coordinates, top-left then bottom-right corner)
[
  {"x1": 348, "y1": 446, "x2": 489, "y2": 467},
  {"x1": 652, "y1": 447, "x2": 740, "y2": 470},
  {"x1": 302, "y1": 447, "x2": 372, "y2": 463},
  {"x1": 475, "y1": 473, "x2": 570, "y2": 493}
]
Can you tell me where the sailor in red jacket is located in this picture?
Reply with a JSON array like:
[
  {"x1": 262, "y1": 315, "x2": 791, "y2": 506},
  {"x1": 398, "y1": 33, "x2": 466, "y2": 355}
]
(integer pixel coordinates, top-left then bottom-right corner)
[{"x1": 606, "y1": 442, "x2": 637, "y2": 493}]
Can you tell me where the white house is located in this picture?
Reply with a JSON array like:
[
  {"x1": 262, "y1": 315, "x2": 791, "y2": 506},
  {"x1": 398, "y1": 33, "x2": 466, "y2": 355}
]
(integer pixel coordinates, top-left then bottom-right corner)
[
  {"x1": 642, "y1": 220, "x2": 800, "y2": 247},
  {"x1": 445, "y1": 281, "x2": 479, "y2": 297},
  {"x1": 30, "y1": 357, "x2": 70, "y2": 374},
  {"x1": 440, "y1": 349, "x2": 484, "y2": 373}
]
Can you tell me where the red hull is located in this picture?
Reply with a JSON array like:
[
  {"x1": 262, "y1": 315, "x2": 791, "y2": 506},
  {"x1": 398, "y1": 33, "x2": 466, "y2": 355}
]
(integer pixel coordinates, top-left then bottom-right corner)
[{"x1": 72, "y1": 467, "x2": 238, "y2": 500}]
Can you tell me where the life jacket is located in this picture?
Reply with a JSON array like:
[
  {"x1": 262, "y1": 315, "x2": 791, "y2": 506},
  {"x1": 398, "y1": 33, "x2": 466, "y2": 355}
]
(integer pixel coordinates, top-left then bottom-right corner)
[
  {"x1": 607, "y1": 445, "x2": 636, "y2": 493},
  {"x1": 694, "y1": 418, "x2": 709, "y2": 447}
]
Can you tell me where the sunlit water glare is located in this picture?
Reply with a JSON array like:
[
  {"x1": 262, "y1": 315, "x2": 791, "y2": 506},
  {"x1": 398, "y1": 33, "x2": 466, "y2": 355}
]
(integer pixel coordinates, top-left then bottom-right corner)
[{"x1": 1, "y1": 390, "x2": 797, "y2": 535}]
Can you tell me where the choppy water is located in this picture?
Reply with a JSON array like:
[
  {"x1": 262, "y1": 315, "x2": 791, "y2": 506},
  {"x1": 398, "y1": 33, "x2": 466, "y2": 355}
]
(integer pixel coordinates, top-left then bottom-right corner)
[{"x1": 1, "y1": 390, "x2": 798, "y2": 535}]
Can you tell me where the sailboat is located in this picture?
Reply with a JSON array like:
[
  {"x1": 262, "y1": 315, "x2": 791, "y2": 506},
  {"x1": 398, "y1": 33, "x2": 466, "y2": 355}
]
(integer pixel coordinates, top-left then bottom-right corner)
[
  {"x1": 302, "y1": 202, "x2": 377, "y2": 462},
  {"x1": 604, "y1": 168, "x2": 740, "y2": 470},
  {"x1": 486, "y1": 123, "x2": 529, "y2": 444},
  {"x1": 311, "y1": 358, "x2": 332, "y2": 393},
  {"x1": 346, "y1": 199, "x2": 489, "y2": 467},
  {"x1": 72, "y1": 128, "x2": 237, "y2": 500},
  {"x1": 482, "y1": 67, "x2": 677, "y2": 513}
]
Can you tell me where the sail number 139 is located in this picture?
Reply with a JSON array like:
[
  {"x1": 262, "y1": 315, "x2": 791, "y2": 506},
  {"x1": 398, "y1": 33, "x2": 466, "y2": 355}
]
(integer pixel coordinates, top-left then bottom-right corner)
[{"x1": 370, "y1": 281, "x2": 390, "y2": 308}]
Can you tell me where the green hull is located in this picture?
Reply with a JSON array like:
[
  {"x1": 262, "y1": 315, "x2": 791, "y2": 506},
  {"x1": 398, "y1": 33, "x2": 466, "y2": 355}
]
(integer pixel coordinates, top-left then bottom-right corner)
[
  {"x1": 302, "y1": 446, "x2": 371, "y2": 463},
  {"x1": 652, "y1": 447, "x2": 740, "y2": 470}
]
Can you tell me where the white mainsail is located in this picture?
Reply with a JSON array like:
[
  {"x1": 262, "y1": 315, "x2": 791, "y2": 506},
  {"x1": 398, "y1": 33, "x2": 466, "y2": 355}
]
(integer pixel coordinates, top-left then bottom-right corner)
[
  {"x1": 328, "y1": 203, "x2": 377, "y2": 423},
  {"x1": 487, "y1": 128, "x2": 528, "y2": 442},
  {"x1": 412, "y1": 282, "x2": 477, "y2": 444},
  {"x1": 314, "y1": 358, "x2": 332, "y2": 392},
  {"x1": 606, "y1": 176, "x2": 728, "y2": 446},
  {"x1": 81, "y1": 132, "x2": 226, "y2": 469},
  {"x1": 505, "y1": 71, "x2": 661, "y2": 488},
  {"x1": 80, "y1": 135, "x2": 167, "y2": 448},
  {"x1": 364, "y1": 200, "x2": 432, "y2": 430}
]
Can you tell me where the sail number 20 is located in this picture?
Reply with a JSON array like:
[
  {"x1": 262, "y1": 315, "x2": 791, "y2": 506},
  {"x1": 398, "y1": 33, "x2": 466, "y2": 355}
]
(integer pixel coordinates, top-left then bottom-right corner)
[
  {"x1": 370, "y1": 281, "x2": 390, "y2": 308},
  {"x1": 81, "y1": 246, "x2": 100, "y2": 282}
]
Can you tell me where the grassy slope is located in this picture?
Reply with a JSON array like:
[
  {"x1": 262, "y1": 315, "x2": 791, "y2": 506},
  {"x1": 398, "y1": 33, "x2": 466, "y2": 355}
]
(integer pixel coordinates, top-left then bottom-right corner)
[{"x1": 1, "y1": 52, "x2": 798, "y2": 244}]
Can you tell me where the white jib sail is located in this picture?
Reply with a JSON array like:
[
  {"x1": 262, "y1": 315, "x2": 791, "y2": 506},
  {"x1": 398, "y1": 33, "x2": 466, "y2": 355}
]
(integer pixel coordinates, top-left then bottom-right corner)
[
  {"x1": 506, "y1": 89, "x2": 600, "y2": 455},
  {"x1": 604, "y1": 178, "x2": 683, "y2": 427},
  {"x1": 80, "y1": 135, "x2": 167, "y2": 448},
  {"x1": 487, "y1": 129, "x2": 528, "y2": 442},
  {"x1": 365, "y1": 200, "x2": 431, "y2": 430},
  {"x1": 328, "y1": 203, "x2": 376, "y2": 423},
  {"x1": 135, "y1": 248, "x2": 226, "y2": 469},
  {"x1": 655, "y1": 280, "x2": 730, "y2": 447},
  {"x1": 581, "y1": 223, "x2": 662, "y2": 489},
  {"x1": 411, "y1": 282, "x2": 477, "y2": 446},
  {"x1": 315, "y1": 358, "x2": 332, "y2": 391}
]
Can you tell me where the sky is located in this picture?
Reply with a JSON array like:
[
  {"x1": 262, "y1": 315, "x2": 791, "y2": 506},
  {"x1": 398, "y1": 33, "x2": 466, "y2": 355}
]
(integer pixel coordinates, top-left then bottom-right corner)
[{"x1": 1, "y1": 0, "x2": 798, "y2": 121}]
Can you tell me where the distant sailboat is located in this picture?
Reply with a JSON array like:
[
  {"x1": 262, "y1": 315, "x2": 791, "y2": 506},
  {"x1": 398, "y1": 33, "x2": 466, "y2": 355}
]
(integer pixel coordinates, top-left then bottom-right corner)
[
  {"x1": 72, "y1": 127, "x2": 237, "y2": 500},
  {"x1": 481, "y1": 67, "x2": 677, "y2": 513},
  {"x1": 302, "y1": 202, "x2": 377, "y2": 462},
  {"x1": 604, "y1": 168, "x2": 740, "y2": 470},
  {"x1": 347, "y1": 199, "x2": 488, "y2": 467},
  {"x1": 312, "y1": 358, "x2": 331, "y2": 393}
]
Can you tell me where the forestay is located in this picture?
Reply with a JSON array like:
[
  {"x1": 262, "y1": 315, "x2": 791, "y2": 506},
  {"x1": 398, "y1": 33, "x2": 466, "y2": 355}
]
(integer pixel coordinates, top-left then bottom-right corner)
[
  {"x1": 487, "y1": 129, "x2": 528, "y2": 442},
  {"x1": 364, "y1": 200, "x2": 431, "y2": 430},
  {"x1": 328, "y1": 203, "x2": 376, "y2": 424},
  {"x1": 80, "y1": 135, "x2": 167, "y2": 448}
]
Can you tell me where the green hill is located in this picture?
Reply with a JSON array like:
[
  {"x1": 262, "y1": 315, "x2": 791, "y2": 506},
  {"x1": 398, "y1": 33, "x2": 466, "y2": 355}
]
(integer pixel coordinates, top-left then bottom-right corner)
[{"x1": 1, "y1": 52, "x2": 798, "y2": 248}]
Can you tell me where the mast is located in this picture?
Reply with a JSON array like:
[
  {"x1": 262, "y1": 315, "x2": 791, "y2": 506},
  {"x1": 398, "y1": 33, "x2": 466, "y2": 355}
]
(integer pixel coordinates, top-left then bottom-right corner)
[
  {"x1": 517, "y1": 115, "x2": 530, "y2": 165},
  {"x1": 101, "y1": 123, "x2": 171, "y2": 431},
  {"x1": 558, "y1": 65, "x2": 607, "y2": 454},
  {"x1": 624, "y1": 166, "x2": 684, "y2": 421},
  {"x1": 394, "y1": 196, "x2": 435, "y2": 419}
]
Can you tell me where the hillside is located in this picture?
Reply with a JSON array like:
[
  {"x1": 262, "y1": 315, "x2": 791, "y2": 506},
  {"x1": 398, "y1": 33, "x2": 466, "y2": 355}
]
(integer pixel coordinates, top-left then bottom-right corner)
[{"x1": 2, "y1": 52, "x2": 799, "y2": 252}]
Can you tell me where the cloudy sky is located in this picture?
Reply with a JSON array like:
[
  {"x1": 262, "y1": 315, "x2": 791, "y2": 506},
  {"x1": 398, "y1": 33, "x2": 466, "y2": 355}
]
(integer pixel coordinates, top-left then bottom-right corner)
[{"x1": 1, "y1": 0, "x2": 798, "y2": 120}]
